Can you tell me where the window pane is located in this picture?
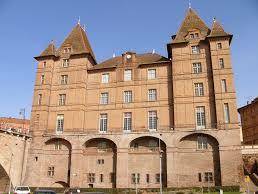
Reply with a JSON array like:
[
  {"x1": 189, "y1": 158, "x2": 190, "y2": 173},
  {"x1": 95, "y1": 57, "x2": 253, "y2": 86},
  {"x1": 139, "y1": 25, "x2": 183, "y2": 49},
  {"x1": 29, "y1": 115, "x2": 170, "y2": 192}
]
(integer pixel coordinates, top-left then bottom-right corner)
[
  {"x1": 193, "y1": 63, "x2": 202, "y2": 74},
  {"x1": 100, "y1": 92, "x2": 109, "y2": 104},
  {"x1": 148, "y1": 89, "x2": 157, "y2": 101},
  {"x1": 194, "y1": 83, "x2": 204, "y2": 96},
  {"x1": 56, "y1": 115, "x2": 64, "y2": 133},
  {"x1": 124, "y1": 69, "x2": 132, "y2": 81},
  {"x1": 102, "y1": 73, "x2": 109, "y2": 83},
  {"x1": 124, "y1": 112, "x2": 132, "y2": 131},
  {"x1": 221, "y1": 79, "x2": 227, "y2": 92},
  {"x1": 196, "y1": 107, "x2": 205, "y2": 129},
  {"x1": 224, "y1": 103, "x2": 230, "y2": 124},
  {"x1": 124, "y1": 91, "x2": 132, "y2": 103},
  {"x1": 148, "y1": 69, "x2": 156, "y2": 79},
  {"x1": 148, "y1": 111, "x2": 157, "y2": 130},
  {"x1": 100, "y1": 114, "x2": 107, "y2": 132}
]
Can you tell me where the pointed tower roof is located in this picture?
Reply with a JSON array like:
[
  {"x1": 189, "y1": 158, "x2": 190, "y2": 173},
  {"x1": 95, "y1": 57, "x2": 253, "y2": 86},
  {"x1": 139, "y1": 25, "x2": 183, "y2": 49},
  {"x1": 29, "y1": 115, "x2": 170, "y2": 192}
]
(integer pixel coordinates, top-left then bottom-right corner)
[
  {"x1": 208, "y1": 19, "x2": 231, "y2": 37},
  {"x1": 35, "y1": 42, "x2": 56, "y2": 60},
  {"x1": 173, "y1": 8, "x2": 210, "y2": 43},
  {"x1": 58, "y1": 24, "x2": 96, "y2": 63}
]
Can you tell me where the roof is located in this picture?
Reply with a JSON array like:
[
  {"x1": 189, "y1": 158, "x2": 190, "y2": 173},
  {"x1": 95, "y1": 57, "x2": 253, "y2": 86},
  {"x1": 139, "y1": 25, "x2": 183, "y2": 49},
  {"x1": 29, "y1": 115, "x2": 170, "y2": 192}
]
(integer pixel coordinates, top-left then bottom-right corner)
[
  {"x1": 238, "y1": 97, "x2": 258, "y2": 112},
  {"x1": 0, "y1": 117, "x2": 30, "y2": 125},
  {"x1": 58, "y1": 24, "x2": 96, "y2": 62},
  {"x1": 89, "y1": 53, "x2": 170, "y2": 71},
  {"x1": 36, "y1": 42, "x2": 56, "y2": 58},
  {"x1": 173, "y1": 8, "x2": 210, "y2": 43},
  {"x1": 208, "y1": 20, "x2": 231, "y2": 37}
]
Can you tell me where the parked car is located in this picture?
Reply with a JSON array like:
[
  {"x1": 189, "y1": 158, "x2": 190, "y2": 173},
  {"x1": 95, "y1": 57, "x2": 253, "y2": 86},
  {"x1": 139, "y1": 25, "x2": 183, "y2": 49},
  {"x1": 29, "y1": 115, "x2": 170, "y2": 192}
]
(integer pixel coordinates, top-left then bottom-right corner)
[
  {"x1": 34, "y1": 189, "x2": 56, "y2": 194},
  {"x1": 14, "y1": 186, "x2": 30, "y2": 194}
]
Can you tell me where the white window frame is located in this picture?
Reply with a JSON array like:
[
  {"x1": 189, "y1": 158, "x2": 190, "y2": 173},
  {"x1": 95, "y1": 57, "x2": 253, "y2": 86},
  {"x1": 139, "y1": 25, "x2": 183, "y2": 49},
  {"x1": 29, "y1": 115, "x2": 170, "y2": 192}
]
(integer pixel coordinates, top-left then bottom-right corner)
[
  {"x1": 219, "y1": 58, "x2": 224, "y2": 68},
  {"x1": 99, "y1": 113, "x2": 108, "y2": 133},
  {"x1": 193, "y1": 63, "x2": 202, "y2": 74},
  {"x1": 197, "y1": 136, "x2": 208, "y2": 150},
  {"x1": 148, "y1": 69, "x2": 156, "y2": 80},
  {"x1": 148, "y1": 111, "x2": 157, "y2": 131},
  {"x1": 196, "y1": 106, "x2": 205, "y2": 129},
  {"x1": 124, "y1": 90, "x2": 132, "y2": 103},
  {"x1": 59, "y1": 94, "x2": 66, "y2": 106},
  {"x1": 101, "y1": 73, "x2": 109, "y2": 84},
  {"x1": 61, "y1": 75, "x2": 68, "y2": 85},
  {"x1": 191, "y1": 45, "x2": 200, "y2": 54},
  {"x1": 123, "y1": 112, "x2": 132, "y2": 132},
  {"x1": 62, "y1": 59, "x2": 69, "y2": 67},
  {"x1": 100, "y1": 92, "x2": 109, "y2": 105},
  {"x1": 224, "y1": 103, "x2": 230, "y2": 124},
  {"x1": 56, "y1": 114, "x2": 64, "y2": 134},
  {"x1": 148, "y1": 89, "x2": 157, "y2": 101},
  {"x1": 221, "y1": 79, "x2": 227, "y2": 93},
  {"x1": 124, "y1": 69, "x2": 132, "y2": 81},
  {"x1": 194, "y1": 83, "x2": 204, "y2": 96}
]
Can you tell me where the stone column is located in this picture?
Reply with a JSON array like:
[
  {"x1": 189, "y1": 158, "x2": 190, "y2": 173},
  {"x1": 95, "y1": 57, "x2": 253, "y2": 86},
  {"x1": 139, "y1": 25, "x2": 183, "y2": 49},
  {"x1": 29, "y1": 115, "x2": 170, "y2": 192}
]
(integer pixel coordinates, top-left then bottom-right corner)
[
  {"x1": 69, "y1": 148, "x2": 84, "y2": 188},
  {"x1": 116, "y1": 148, "x2": 129, "y2": 188},
  {"x1": 166, "y1": 147, "x2": 178, "y2": 188}
]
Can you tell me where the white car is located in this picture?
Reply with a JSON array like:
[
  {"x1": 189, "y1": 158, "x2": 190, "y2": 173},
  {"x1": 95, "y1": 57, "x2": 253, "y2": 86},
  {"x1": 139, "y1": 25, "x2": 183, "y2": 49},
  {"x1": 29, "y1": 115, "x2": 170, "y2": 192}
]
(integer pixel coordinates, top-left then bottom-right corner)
[{"x1": 14, "y1": 186, "x2": 30, "y2": 194}]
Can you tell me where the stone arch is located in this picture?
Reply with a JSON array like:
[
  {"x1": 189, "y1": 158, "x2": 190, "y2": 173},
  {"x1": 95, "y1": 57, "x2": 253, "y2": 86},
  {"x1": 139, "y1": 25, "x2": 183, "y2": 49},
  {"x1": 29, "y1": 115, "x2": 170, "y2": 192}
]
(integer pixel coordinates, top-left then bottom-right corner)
[
  {"x1": 128, "y1": 136, "x2": 167, "y2": 188},
  {"x1": 52, "y1": 181, "x2": 69, "y2": 188},
  {"x1": 44, "y1": 138, "x2": 72, "y2": 187},
  {"x1": 83, "y1": 138, "x2": 117, "y2": 188},
  {"x1": 178, "y1": 133, "x2": 221, "y2": 187},
  {"x1": 0, "y1": 164, "x2": 11, "y2": 192}
]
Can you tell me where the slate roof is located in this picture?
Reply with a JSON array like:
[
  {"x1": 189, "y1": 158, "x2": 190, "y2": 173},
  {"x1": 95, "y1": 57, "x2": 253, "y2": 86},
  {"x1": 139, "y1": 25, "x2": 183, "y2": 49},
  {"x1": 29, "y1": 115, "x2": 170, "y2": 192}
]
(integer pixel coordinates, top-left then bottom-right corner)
[
  {"x1": 173, "y1": 8, "x2": 210, "y2": 43},
  {"x1": 89, "y1": 53, "x2": 169, "y2": 70},
  {"x1": 36, "y1": 42, "x2": 56, "y2": 58},
  {"x1": 208, "y1": 20, "x2": 231, "y2": 37}
]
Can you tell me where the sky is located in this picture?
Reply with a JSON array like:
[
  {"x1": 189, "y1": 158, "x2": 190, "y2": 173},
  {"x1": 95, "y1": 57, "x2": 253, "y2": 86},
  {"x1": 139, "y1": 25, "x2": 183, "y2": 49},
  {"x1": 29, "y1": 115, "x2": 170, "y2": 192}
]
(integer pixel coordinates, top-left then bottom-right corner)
[{"x1": 0, "y1": 0, "x2": 257, "y2": 119}]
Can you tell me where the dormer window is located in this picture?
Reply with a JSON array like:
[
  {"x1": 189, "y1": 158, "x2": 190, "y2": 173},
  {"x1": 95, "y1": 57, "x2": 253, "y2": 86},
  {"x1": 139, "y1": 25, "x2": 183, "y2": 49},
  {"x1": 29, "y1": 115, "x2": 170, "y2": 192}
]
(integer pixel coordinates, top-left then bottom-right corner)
[
  {"x1": 195, "y1": 33, "x2": 199, "y2": 38},
  {"x1": 191, "y1": 45, "x2": 200, "y2": 54},
  {"x1": 190, "y1": 34, "x2": 194, "y2": 39},
  {"x1": 189, "y1": 33, "x2": 199, "y2": 39},
  {"x1": 217, "y1": 43, "x2": 222, "y2": 50},
  {"x1": 63, "y1": 47, "x2": 72, "y2": 53}
]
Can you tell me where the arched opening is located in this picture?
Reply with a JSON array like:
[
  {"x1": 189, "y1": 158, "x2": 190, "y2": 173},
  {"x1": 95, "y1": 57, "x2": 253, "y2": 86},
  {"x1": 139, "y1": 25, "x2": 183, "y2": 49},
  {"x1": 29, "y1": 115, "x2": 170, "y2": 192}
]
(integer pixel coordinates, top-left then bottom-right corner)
[
  {"x1": 52, "y1": 181, "x2": 69, "y2": 188},
  {"x1": 129, "y1": 136, "x2": 167, "y2": 188},
  {"x1": 0, "y1": 164, "x2": 11, "y2": 192},
  {"x1": 45, "y1": 138, "x2": 72, "y2": 187},
  {"x1": 178, "y1": 133, "x2": 221, "y2": 187},
  {"x1": 84, "y1": 138, "x2": 117, "y2": 188}
]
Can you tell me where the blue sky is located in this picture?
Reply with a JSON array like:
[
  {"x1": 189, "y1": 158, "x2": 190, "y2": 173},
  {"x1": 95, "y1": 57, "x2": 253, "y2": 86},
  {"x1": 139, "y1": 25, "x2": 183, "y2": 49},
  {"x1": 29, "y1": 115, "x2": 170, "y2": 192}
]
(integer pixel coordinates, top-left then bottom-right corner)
[{"x1": 0, "y1": 0, "x2": 257, "y2": 119}]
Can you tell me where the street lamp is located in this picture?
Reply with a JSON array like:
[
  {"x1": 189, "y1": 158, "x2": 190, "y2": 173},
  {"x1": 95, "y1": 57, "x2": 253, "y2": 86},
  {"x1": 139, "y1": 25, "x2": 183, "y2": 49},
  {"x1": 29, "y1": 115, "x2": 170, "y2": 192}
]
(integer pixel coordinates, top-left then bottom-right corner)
[{"x1": 158, "y1": 133, "x2": 163, "y2": 194}]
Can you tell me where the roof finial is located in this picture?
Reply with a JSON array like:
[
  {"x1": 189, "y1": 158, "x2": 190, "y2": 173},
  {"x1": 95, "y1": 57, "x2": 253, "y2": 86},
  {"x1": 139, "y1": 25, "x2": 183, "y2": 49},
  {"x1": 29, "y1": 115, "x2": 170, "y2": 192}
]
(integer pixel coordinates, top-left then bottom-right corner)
[
  {"x1": 188, "y1": 0, "x2": 191, "y2": 9},
  {"x1": 112, "y1": 53, "x2": 116, "y2": 58},
  {"x1": 82, "y1": 24, "x2": 86, "y2": 31},
  {"x1": 78, "y1": 16, "x2": 81, "y2": 25},
  {"x1": 213, "y1": 17, "x2": 216, "y2": 23},
  {"x1": 152, "y1": 49, "x2": 155, "y2": 54}
]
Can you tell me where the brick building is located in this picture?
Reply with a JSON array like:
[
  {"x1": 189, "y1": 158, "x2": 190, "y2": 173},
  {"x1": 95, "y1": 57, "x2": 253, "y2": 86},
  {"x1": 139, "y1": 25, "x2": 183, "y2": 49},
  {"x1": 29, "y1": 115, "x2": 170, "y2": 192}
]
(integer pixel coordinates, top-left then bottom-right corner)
[
  {"x1": 24, "y1": 8, "x2": 243, "y2": 188},
  {"x1": 238, "y1": 98, "x2": 258, "y2": 145}
]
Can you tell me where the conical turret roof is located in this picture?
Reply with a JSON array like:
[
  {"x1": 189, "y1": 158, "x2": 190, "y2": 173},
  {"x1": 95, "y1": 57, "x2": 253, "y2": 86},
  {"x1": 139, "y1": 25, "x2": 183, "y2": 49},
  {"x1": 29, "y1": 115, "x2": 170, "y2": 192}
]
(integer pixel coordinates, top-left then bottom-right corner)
[
  {"x1": 173, "y1": 8, "x2": 210, "y2": 43},
  {"x1": 58, "y1": 24, "x2": 96, "y2": 62},
  {"x1": 208, "y1": 20, "x2": 231, "y2": 37},
  {"x1": 38, "y1": 42, "x2": 56, "y2": 57}
]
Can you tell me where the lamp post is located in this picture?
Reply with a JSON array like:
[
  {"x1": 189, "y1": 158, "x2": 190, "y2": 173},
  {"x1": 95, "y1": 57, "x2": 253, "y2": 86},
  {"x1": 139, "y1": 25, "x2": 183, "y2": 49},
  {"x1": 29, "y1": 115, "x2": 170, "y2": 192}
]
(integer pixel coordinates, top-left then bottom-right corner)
[{"x1": 158, "y1": 134, "x2": 163, "y2": 194}]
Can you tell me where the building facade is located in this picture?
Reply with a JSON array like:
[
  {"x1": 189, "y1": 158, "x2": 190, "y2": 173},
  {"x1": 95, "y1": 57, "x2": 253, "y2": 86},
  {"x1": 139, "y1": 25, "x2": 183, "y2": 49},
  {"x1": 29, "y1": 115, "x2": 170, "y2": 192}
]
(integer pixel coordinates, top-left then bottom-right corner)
[
  {"x1": 24, "y1": 8, "x2": 243, "y2": 188},
  {"x1": 238, "y1": 98, "x2": 258, "y2": 145}
]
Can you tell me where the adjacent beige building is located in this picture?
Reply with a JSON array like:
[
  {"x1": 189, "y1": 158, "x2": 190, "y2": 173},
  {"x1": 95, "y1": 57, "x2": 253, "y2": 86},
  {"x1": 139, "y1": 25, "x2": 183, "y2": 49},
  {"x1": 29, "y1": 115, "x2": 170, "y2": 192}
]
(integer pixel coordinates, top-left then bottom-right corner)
[{"x1": 24, "y1": 8, "x2": 243, "y2": 188}]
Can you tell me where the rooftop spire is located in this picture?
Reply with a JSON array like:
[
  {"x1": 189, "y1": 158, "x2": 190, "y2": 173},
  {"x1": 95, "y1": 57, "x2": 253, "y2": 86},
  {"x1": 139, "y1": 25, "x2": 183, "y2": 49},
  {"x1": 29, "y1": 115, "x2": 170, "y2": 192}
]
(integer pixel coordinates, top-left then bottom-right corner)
[
  {"x1": 208, "y1": 19, "x2": 231, "y2": 37},
  {"x1": 78, "y1": 16, "x2": 81, "y2": 25},
  {"x1": 188, "y1": 0, "x2": 191, "y2": 9}
]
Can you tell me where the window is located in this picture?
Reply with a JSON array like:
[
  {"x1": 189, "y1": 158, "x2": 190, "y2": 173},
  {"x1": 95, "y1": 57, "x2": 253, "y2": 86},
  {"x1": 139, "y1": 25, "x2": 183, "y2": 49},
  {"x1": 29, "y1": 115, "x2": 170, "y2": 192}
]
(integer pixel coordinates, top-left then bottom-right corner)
[
  {"x1": 61, "y1": 75, "x2": 68, "y2": 85},
  {"x1": 38, "y1": 94, "x2": 42, "y2": 105},
  {"x1": 63, "y1": 47, "x2": 72, "y2": 53},
  {"x1": 62, "y1": 59, "x2": 69, "y2": 67},
  {"x1": 88, "y1": 173, "x2": 95, "y2": 183},
  {"x1": 132, "y1": 143, "x2": 139, "y2": 149},
  {"x1": 195, "y1": 33, "x2": 199, "y2": 38},
  {"x1": 148, "y1": 89, "x2": 157, "y2": 101},
  {"x1": 59, "y1": 94, "x2": 66, "y2": 106},
  {"x1": 148, "y1": 111, "x2": 157, "y2": 131},
  {"x1": 194, "y1": 83, "x2": 204, "y2": 96},
  {"x1": 193, "y1": 63, "x2": 202, "y2": 74},
  {"x1": 124, "y1": 69, "x2": 132, "y2": 81},
  {"x1": 149, "y1": 139, "x2": 158, "y2": 151},
  {"x1": 97, "y1": 159, "x2": 104, "y2": 164},
  {"x1": 224, "y1": 103, "x2": 230, "y2": 124},
  {"x1": 221, "y1": 79, "x2": 227, "y2": 93},
  {"x1": 148, "y1": 69, "x2": 156, "y2": 79},
  {"x1": 56, "y1": 114, "x2": 64, "y2": 133},
  {"x1": 217, "y1": 43, "x2": 222, "y2": 50},
  {"x1": 100, "y1": 92, "x2": 109, "y2": 105},
  {"x1": 101, "y1": 73, "x2": 109, "y2": 83},
  {"x1": 191, "y1": 45, "x2": 200, "y2": 54},
  {"x1": 204, "y1": 172, "x2": 213, "y2": 182},
  {"x1": 190, "y1": 33, "x2": 194, "y2": 39},
  {"x1": 55, "y1": 141, "x2": 62, "y2": 150},
  {"x1": 131, "y1": 173, "x2": 140, "y2": 184},
  {"x1": 98, "y1": 142, "x2": 107, "y2": 150},
  {"x1": 124, "y1": 90, "x2": 132, "y2": 103},
  {"x1": 40, "y1": 75, "x2": 45, "y2": 84},
  {"x1": 155, "y1": 174, "x2": 160, "y2": 183},
  {"x1": 219, "y1": 58, "x2": 224, "y2": 68},
  {"x1": 100, "y1": 174, "x2": 104, "y2": 183},
  {"x1": 48, "y1": 166, "x2": 54, "y2": 177},
  {"x1": 198, "y1": 173, "x2": 202, "y2": 182},
  {"x1": 99, "y1": 113, "x2": 107, "y2": 132},
  {"x1": 197, "y1": 136, "x2": 208, "y2": 149},
  {"x1": 146, "y1": 174, "x2": 150, "y2": 183},
  {"x1": 43, "y1": 61, "x2": 46, "y2": 68},
  {"x1": 196, "y1": 106, "x2": 205, "y2": 129},
  {"x1": 124, "y1": 112, "x2": 132, "y2": 131}
]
